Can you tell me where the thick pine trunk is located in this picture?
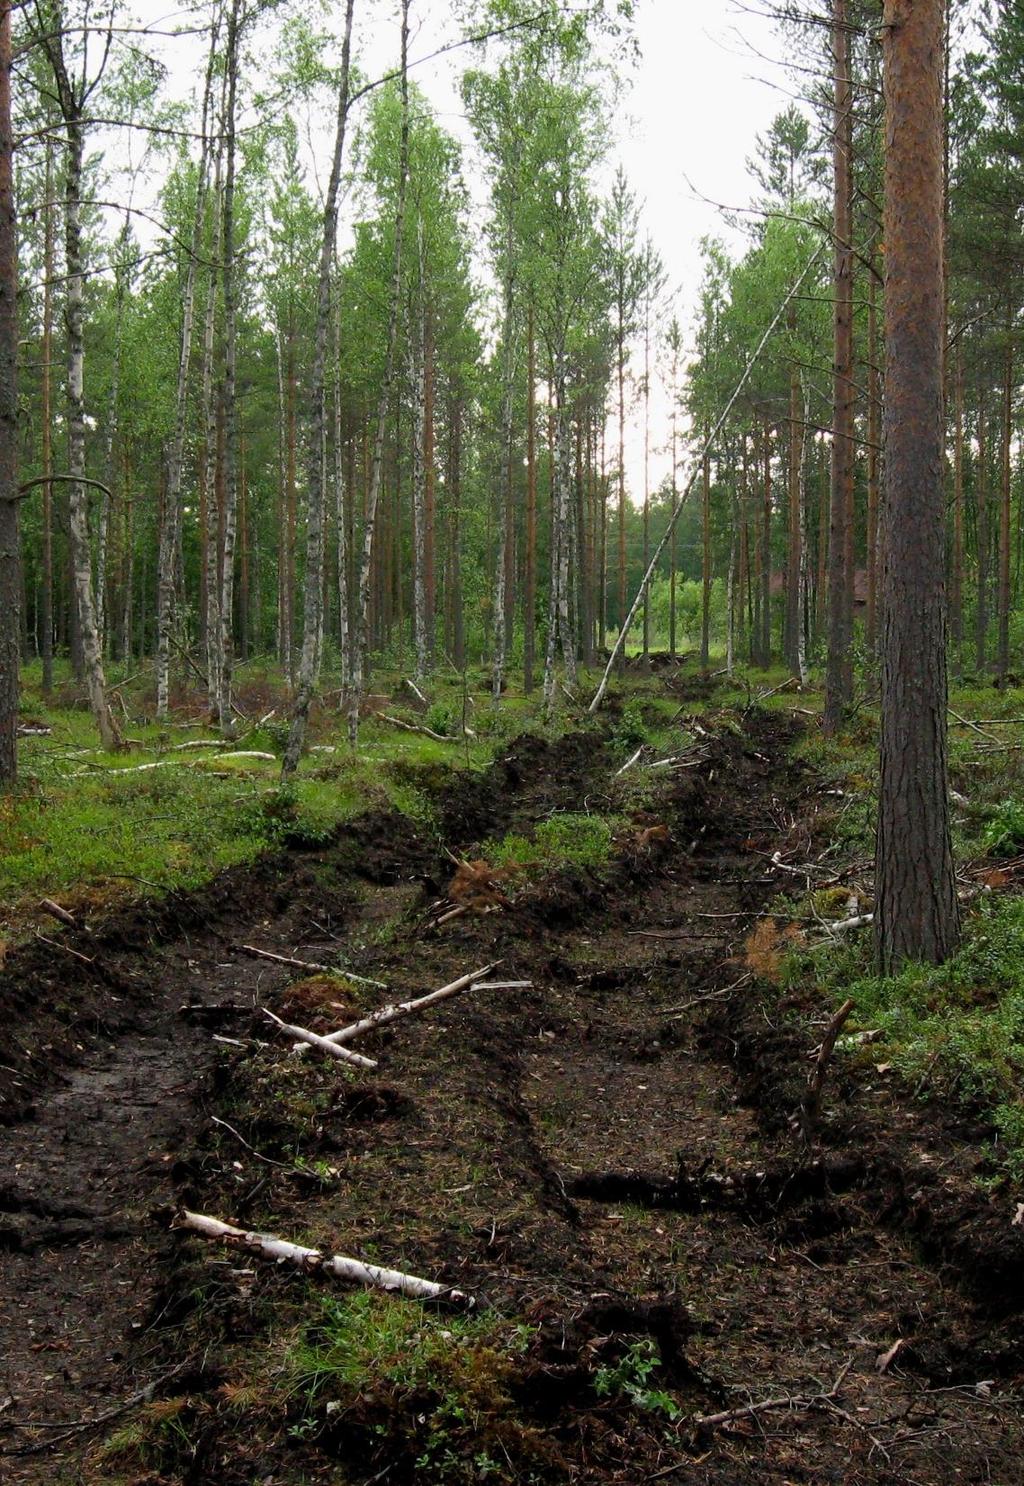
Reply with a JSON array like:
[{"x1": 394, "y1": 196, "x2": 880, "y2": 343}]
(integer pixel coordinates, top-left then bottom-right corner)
[
  {"x1": 876, "y1": 0, "x2": 959, "y2": 971},
  {"x1": 215, "y1": 0, "x2": 242, "y2": 733}
]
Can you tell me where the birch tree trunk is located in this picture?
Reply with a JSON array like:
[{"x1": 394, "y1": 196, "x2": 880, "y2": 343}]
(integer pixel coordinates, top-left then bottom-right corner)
[
  {"x1": 523, "y1": 303, "x2": 537, "y2": 692},
  {"x1": 347, "y1": 0, "x2": 410, "y2": 749},
  {"x1": 62, "y1": 115, "x2": 122, "y2": 751},
  {"x1": 282, "y1": 0, "x2": 356, "y2": 775}
]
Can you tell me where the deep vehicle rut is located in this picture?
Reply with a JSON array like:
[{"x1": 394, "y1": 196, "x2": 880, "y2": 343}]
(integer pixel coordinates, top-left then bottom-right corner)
[{"x1": 1, "y1": 702, "x2": 1022, "y2": 1484}]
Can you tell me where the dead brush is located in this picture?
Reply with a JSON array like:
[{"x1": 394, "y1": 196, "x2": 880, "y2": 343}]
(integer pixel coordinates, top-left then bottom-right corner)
[{"x1": 740, "y1": 917, "x2": 805, "y2": 984}]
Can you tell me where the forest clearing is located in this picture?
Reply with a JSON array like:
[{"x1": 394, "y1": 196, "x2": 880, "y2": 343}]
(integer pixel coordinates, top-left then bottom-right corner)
[{"x1": 2, "y1": 0, "x2": 1024, "y2": 1480}]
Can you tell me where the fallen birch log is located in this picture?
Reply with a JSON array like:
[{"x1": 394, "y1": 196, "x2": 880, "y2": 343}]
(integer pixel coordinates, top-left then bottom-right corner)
[
  {"x1": 324, "y1": 963, "x2": 501, "y2": 1045},
  {"x1": 174, "y1": 1211, "x2": 472, "y2": 1304},
  {"x1": 615, "y1": 746, "x2": 644, "y2": 777},
  {"x1": 261, "y1": 1009, "x2": 379, "y2": 1069}
]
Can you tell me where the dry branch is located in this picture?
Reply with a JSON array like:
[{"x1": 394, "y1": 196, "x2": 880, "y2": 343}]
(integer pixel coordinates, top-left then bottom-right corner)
[
  {"x1": 324, "y1": 963, "x2": 501, "y2": 1045},
  {"x1": 38, "y1": 897, "x2": 76, "y2": 927},
  {"x1": 261, "y1": 1008, "x2": 378, "y2": 1069},
  {"x1": 801, "y1": 999, "x2": 855, "y2": 1141},
  {"x1": 694, "y1": 1359, "x2": 853, "y2": 1435},
  {"x1": 174, "y1": 1210, "x2": 472, "y2": 1304},
  {"x1": 239, "y1": 944, "x2": 331, "y2": 973}
]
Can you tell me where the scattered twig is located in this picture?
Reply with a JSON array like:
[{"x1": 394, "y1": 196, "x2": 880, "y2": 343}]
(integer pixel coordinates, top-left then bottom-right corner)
[
  {"x1": 173, "y1": 1211, "x2": 472, "y2": 1305},
  {"x1": 0, "y1": 1366, "x2": 187, "y2": 1457},
  {"x1": 33, "y1": 931, "x2": 94, "y2": 964},
  {"x1": 238, "y1": 944, "x2": 331, "y2": 974},
  {"x1": 694, "y1": 1358, "x2": 853, "y2": 1435},
  {"x1": 210, "y1": 1116, "x2": 299, "y2": 1172},
  {"x1": 801, "y1": 1000, "x2": 855, "y2": 1142}
]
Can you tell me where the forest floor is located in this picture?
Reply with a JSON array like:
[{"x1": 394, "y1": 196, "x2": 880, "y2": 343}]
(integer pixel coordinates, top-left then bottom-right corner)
[{"x1": 1, "y1": 668, "x2": 1023, "y2": 1485}]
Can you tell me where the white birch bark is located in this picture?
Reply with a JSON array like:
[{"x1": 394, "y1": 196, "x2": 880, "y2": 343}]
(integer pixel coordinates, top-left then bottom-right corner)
[
  {"x1": 64, "y1": 117, "x2": 121, "y2": 751},
  {"x1": 176, "y1": 1211, "x2": 472, "y2": 1304}
]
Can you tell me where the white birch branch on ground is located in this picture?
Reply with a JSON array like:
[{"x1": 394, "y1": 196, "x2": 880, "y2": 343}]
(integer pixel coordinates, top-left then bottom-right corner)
[
  {"x1": 324, "y1": 963, "x2": 501, "y2": 1045},
  {"x1": 174, "y1": 1211, "x2": 472, "y2": 1304},
  {"x1": 261, "y1": 1009, "x2": 378, "y2": 1069}
]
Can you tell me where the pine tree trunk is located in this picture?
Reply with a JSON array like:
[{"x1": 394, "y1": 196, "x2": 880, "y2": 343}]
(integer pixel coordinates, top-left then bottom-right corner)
[
  {"x1": 876, "y1": 0, "x2": 959, "y2": 971},
  {"x1": 996, "y1": 336, "x2": 1012, "y2": 686},
  {"x1": 40, "y1": 134, "x2": 53, "y2": 695},
  {"x1": 0, "y1": 0, "x2": 17, "y2": 786},
  {"x1": 866, "y1": 265, "x2": 881, "y2": 652},
  {"x1": 786, "y1": 345, "x2": 802, "y2": 679},
  {"x1": 348, "y1": 0, "x2": 410, "y2": 747},
  {"x1": 950, "y1": 342, "x2": 964, "y2": 677},
  {"x1": 282, "y1": 0, "x2": 355, "y2": 774},
  {"x1": 523, "y1": 303, "x2": 537, "y2": 692},
  {"x1": 157, "y1": 44, "x2": 215, "y2": 718},
  {"x1": 491, "y1": 264, "x2": 517, "y2": 705},
  {"x1": 411, "y1": 218, "x2": 429, "y2": 684},
  {"x1": 824, "y1": 0, "x2": 856, "y2": 731},
  {"x1": 215, "y1": 0, "x2": 242, "y2": 732}
]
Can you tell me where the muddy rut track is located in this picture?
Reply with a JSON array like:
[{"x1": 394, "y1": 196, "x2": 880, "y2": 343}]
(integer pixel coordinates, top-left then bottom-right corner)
[{"x1": 1, "y1": 702, "x2": 1022, "y2": 1484}]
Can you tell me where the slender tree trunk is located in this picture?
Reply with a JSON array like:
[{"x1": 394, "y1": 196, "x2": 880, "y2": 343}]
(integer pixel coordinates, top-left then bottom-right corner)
[
  {"x1": 866, "y1": 264, "x2": 881, "y2": 652},
  {"x1": 64, "y1": 116, "x2": 121, "y2": 750},
  {"x1": 449, "y1": 390, "x2": 465, "y2": 672},
  {"x1": 40, "y1": 134, "x2": 53, "y2": 695},
  {"x1": 523, "y1": 302, "x2": 537, "y2": 692},
  {"x1": 976, "y1": 397, "x2": 989, "y2": 675},
  {"x1": 0, "y1": 0, "x2": 17, "y2": 785},
  {"x1": 761, "y1": 421, "x2": 772, "y2": 664},
  {"x1": 283, "y1": 0, "x2": 355, "y2": 773},
  {"x1": 876, "y1": 0, "x2": 959, "y2": 971},
  {"x1": 215, "y1": 0, "x2": 242, "y2": 732},
  {"x1": 157, "y1": 33, "x2": 215, "y2": 718},
  {"x1": 695, "y1": 443, "x2": 708, "y2": 667},
  {"x1": 824, "y1": 0, "x2": 856, "y2": 732},
  {"x1": 996, "y1": 336, "x2": 1012, "y2": 686},
  {"x1": 491, "y1": 263, "x2": 517, "y2": 705},
  {"x1": 423, "y1": 300, "x2": 435, "y2": 669},
  {"x1": 348, "y1": 0, "x2": 410, "y2": 747},
  {"x1": 786, "y1": 337, "x2": 802, "y2": 678},
  {"x1": 950, "y1": 341, "x2": 964, "y2": 677}
]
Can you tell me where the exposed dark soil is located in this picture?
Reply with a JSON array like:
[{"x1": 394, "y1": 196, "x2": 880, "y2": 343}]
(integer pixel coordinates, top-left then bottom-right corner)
[{"x1": 1, "y1": 688, "x2": 1022, "y2": 1485}]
